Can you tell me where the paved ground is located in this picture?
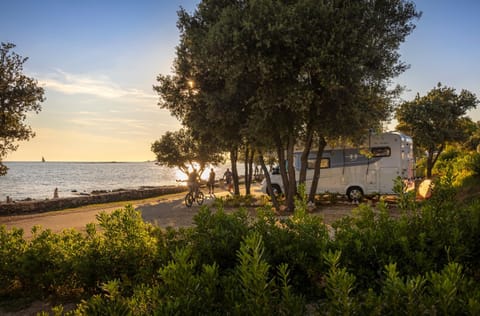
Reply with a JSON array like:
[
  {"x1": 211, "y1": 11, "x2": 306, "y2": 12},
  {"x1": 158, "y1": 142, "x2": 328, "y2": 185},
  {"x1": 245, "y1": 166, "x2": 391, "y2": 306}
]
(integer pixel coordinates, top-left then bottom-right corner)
[
  {"x1": 0, "y1": 186, "x2": 254, "y2": 238},
  {"x1": 0, "y1": 183, "x2": 372, "y2": 239}
]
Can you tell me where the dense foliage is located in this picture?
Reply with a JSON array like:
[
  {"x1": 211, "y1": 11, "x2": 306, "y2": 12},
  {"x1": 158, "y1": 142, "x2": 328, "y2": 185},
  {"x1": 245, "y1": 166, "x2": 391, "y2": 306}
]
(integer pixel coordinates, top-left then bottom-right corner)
[
  {"x1": 395, "y1": 83, "x2": 478, "y2": 178},
  {"x1": 154, "y1": 0, "x2": 421, "y2": 209},
  {"x1": 2, "y1": 178, "x2": 480, "y2": 315},
  {"x1": 0, "y1": 42, "x2": 45, "y2": 176}
]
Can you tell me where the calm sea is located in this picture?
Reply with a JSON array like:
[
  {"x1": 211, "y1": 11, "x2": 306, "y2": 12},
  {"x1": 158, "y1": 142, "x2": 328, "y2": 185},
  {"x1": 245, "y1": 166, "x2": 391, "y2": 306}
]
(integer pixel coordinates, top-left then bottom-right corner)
[{"x1": 0, "y1": 162, "x2": 185, "y2": 201}]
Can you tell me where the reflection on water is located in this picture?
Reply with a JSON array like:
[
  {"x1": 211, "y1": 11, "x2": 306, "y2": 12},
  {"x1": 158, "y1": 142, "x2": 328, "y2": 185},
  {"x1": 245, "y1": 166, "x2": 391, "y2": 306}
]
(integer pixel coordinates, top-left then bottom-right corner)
[{"x1": 0, "y1": 162, "x2": 232, "y2": 201}]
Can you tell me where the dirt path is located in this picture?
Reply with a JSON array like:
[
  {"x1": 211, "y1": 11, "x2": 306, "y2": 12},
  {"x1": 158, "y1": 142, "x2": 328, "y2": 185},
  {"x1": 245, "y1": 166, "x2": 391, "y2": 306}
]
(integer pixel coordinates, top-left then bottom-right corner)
[
  {"x1": 0, "y1": 184, "x2": 364, "y2": 239},
  {"x1": 0, "y1": 187, "x2": 246, "y2": 238}
]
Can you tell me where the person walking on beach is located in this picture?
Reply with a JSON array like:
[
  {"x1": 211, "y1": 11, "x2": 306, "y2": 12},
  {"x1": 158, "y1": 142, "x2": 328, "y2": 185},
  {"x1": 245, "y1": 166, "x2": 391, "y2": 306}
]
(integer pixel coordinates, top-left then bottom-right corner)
[
  {"x1": 208, "y1": 168, "x2": 216, "y2": 196},
  {"x1": 223, "y1": 168, "x2": 233, "y2": 193}
]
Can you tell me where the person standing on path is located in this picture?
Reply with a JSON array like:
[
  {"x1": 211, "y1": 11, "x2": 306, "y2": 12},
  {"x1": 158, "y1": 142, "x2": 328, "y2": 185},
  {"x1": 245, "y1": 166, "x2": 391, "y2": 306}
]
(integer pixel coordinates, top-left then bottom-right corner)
[
  {"x1": 208, "y1": 168, "x2": 216, "y2": 196},
  {"x1": 223, "y1": 168, "x2": 233, "y2": 193}
]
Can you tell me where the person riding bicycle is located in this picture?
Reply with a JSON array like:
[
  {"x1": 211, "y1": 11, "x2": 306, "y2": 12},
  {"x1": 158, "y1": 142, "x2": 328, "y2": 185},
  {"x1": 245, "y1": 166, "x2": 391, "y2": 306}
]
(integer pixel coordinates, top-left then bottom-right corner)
[{"x1": 188, "y1": 168, "x2": 200, "y2": 197}]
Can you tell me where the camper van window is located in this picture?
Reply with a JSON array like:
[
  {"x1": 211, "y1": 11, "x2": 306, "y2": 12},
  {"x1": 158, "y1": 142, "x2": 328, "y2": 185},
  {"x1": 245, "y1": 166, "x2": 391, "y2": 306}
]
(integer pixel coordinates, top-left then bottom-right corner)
[
  {"x1": 307, "y1": 158, "x2": 330, "y2": 169},
  {"x1": 371, "y1": 147, "x2": 391, "y2": 157}
]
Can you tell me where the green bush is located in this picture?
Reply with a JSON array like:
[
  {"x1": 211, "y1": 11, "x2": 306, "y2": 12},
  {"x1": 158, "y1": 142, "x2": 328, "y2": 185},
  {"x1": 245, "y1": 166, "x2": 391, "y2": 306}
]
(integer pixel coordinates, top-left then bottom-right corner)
[
  {"x1": 0, "y1": 226, "x2": 26, "y2": 294},
  {"x1": 467, "y1": 152, "x2": 480, "y2": 177},
  {"x1": 434, "y1": 148, "x2": 480, "y2": 186},
  {"x1": 2, "y1": 186, "x2": 480, "y2": 315},
  {"x1": 190, "y1": 205, "x2": 249, "y2": 270},
  {"x1": 253, "y1": 199, "x2": 329, "y2": 297},
  {"x1": 153, "y1": 247, "x2": 221, "y2": 314},
  {"x1": 18, "y1": 227, "x2": 85, "y2": 296},
  {"x1": 78, "y1": 205, "x2": 160, "y2": 292},
  {"x1": 331, "y1": 203, "x2": 412, "y2": 288}
]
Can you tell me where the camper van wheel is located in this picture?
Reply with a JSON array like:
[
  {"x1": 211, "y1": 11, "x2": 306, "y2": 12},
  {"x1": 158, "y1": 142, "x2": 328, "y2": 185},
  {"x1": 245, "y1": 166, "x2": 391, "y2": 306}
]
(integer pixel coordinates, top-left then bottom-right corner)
[
  {"x1": 347, "y1": 186, "x2": 363, "y2": 202},
  {"x1": 269, "y1": 184, "x2": 282, "y2": 196}
]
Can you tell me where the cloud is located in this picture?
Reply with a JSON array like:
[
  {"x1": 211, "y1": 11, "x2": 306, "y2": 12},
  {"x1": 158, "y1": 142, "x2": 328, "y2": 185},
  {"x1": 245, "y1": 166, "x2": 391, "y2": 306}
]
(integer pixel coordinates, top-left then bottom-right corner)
[
  {"x1": 39, "y1": 69, "x2": 156, "y2": 100},
  {"x1": 68, "y1": 115, "x2": 150, "y2": 135}
]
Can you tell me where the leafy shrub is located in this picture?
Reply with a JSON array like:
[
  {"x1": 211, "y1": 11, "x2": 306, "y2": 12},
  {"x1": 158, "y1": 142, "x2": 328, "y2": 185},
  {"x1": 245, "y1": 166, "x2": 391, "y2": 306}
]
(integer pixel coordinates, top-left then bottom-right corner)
[
  {"x1": 153, "y1": 247, "x2": 221, "y2": 314},
  {"x1": 79, "y1": 205, "x2": 159, "y2": 291},
  {"x1": 18, "y1": 227, "x2": 85, "y2": 296},
  {"x1": 253, "y1": 189, "x2": 329, "y2": 298},
  {"x1": 0, "y1": 226, "x2": 26, "y2": 294},
  {"x1": 216, "y1": 194, "x2": 256, "y2": 207},
  {"x1": 2, "y1": 184, "x2": 480, "y2": 315},
  {"x1": 74, "y1": 280, "x2": 131, "y2": 316},
  {"x1": 224, "y1": 232, "x2": 303, "y2": 315},
  {"x1": 331, "y1": 203, "x2": 407, "y2": 288},
  {"x1": 321, "y1": 251, "x2": 358, "y2": 315},
  {"x1": 379, "y1": 263, "x2": 427, "y2": 315},
  {"x1": 392, "y1": 176, "x2": 417, "y2": 212},
  {"x1": 190, "y1": 205, "x2": 249, "y2": 270},
  {"x1": 434, "y1": 148, "x2": 479, "y2": 187},
  {"x1": 467, "y1": 152, "x2": 480, "y2": 177},
  {"x1": 234, "y1": 232, "x2": 274, "y2": 314}
]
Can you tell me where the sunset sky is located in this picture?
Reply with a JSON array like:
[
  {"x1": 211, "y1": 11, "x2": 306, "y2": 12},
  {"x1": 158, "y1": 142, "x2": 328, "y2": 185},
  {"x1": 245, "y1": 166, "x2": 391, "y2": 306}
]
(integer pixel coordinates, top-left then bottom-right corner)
[{"x1": 2, "y1": 0, "x2": 479, "y2": 162}]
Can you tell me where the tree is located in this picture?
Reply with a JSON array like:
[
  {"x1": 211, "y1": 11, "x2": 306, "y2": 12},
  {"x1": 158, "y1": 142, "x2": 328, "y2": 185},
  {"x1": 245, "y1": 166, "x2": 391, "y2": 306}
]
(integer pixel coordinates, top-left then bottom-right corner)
[
  {"x1": 156, "y1": 0, "x2": 420, "y2": 210},
  {"x1": 155, "y1": 1, "x2": 258, "y2": 196},
  {"x1": 461, "y1": 120, "x2": 480, "y2": 152},
  {"x1": 203, "y1": 0, "x2": 419, "y2": 208},
  {"x1": 396, "y1": 83, "x2": 478, "y2": 178},
  {"x1": 0, "y1": 43, "x2": 44, "y2": 175},
  {"x1": 151, "y1": 128, "x2": 224, "y2": 178}
]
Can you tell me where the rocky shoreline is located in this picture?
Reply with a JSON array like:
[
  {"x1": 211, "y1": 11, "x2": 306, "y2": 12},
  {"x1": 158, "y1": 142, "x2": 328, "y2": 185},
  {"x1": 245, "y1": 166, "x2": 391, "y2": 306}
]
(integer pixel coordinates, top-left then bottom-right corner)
[{"x1": 0, "y1": 186, "x2": 187, "y2": 215}]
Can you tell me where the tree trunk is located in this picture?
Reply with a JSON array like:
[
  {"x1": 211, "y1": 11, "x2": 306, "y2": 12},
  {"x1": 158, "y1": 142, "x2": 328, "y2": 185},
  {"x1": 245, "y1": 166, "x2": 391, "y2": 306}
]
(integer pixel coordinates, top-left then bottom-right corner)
[
  {"x1": 259, "y1": 153, "x2": 280, "y2": 211},
  {"x1": 244, "y1": 146, "x2": 249, "y2": 195},
  {"x1": 299, "y1": 125, "x2": 314, "y2": 185},
  {"x1": 286, "y1": 134, "x2": 297, "y2": 211},
  {"x1": 244, "y1": 146, "x2": 254, "y2": 195},
  {"x1": 426, "y1": 154, "x2": 433, "y2": 179},
  {"x1": 230, "y1": 148, "x2": 240, "y2": 195},
  {"x1": 275, "y1": 136, "x2": 289, "y2": 195},
  {"x1": 308, "y1": 136, "x2": 327, "y2": 202},
  {"x1": 247, "y1": 148, "x2": 254, "y2": 195},
  {"x1": 426, "y1": 144, "x2": 444, "y2": 178}
]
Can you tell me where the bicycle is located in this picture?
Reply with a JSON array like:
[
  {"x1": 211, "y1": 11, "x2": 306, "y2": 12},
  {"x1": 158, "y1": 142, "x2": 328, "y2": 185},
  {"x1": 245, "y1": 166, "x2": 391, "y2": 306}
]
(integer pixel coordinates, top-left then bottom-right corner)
[{"x1": 185, "y1": 189, "x2": 205, "y2": 207}]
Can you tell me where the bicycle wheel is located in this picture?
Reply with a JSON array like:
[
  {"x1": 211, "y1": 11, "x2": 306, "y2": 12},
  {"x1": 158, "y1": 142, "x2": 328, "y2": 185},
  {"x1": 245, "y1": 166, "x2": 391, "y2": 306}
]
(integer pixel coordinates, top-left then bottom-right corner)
[
  {"x1": 196, "y1": 191, "x2": 204, "y2": 205},
  {"x1": 185, "y1": 192, "x2": 194, "y2": 207}
]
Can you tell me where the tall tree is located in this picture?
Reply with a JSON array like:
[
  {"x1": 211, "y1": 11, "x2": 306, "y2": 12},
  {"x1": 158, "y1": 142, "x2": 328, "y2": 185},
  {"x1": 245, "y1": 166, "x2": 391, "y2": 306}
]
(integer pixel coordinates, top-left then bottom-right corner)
[
  {"x1": 396, "y1": 83, "x2": 478, "y2": 178},
  {"x1": 156, "y1": 0, "x2": 420, "y2": 210},
  {"x1": 235, "y1": 0, "x2": 420, "y2": 207},
  {"x1": 155, "y1": 1, "x2": 257, "y2": 195},
  {"x1": 0, "y1": 43, "x2": 44, "y2": 175}
]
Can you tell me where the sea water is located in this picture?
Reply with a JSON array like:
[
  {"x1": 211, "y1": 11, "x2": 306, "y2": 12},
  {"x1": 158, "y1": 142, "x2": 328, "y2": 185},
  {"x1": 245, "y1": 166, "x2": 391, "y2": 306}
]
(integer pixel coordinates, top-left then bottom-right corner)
[{"x1": 0, "y1": 162, "x2": 183, "y2": 201}]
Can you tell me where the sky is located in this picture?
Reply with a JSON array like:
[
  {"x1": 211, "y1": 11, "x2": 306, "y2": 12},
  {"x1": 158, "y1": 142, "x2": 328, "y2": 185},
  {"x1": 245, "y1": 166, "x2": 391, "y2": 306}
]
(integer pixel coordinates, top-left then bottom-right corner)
[{"x1": 1, "y1": 0, "x2": 479, "y2": 162}]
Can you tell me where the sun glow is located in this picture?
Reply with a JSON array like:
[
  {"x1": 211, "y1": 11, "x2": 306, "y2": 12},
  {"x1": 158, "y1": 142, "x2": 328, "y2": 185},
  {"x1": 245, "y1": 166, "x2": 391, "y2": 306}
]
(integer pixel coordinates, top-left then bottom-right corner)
[
  {"x1": 173, "y1": 164, "x2": 216, "y2": 182},
  {"x1": 174, "y1": 169, "x2": 188, "y2": 181}
]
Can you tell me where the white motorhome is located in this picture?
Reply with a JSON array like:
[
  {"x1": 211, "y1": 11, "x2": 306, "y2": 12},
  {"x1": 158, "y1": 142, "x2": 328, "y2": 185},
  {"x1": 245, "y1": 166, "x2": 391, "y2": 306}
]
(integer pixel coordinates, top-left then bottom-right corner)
[{"x1": 261, "y1": 132, "x2": 415, "y2": 200}]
